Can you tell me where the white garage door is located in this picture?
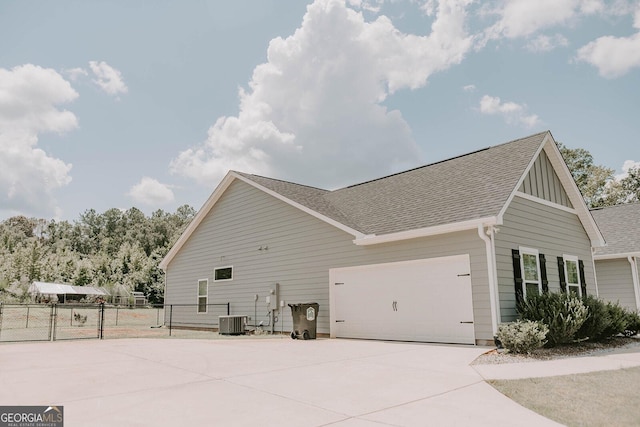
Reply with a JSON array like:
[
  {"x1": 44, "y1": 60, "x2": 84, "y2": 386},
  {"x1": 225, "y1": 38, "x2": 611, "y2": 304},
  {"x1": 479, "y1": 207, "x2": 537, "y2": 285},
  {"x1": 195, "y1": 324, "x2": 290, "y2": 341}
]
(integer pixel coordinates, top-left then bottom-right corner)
[{"x1": 330, "y1": 254, "x2": 475, "y2": 344}]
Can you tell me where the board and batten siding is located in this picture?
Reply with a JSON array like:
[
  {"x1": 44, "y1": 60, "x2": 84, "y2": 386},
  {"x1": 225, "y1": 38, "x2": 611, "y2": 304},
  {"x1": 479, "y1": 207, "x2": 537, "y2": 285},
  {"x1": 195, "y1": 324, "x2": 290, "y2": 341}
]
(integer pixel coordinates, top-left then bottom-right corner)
[
  {"x1": 596, "y1": 259, "x2": 638, "y2": 311},
  {"x1": 165, "y1": 179, "x2": 494, "y2": 342},
  {"x1": 519, "y1": 149, "x2": 573, "y2": 208},
  {"x1": 495, "y1": 194, "x2": 595, "y2": 322}
]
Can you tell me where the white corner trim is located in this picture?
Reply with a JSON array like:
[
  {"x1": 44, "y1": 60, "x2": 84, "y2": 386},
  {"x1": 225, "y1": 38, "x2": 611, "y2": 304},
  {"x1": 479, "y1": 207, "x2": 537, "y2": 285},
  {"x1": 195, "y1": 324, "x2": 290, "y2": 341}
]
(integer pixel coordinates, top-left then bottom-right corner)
[
  {"x1": 514, "y1": 191, "x2": 577, "y2": 214},
  {"x1": 353, "y1": 217, "x2": 498, "y2": 246},
  {"x1": 628, "y1": 256, "x2": 640, "y2": 312}
]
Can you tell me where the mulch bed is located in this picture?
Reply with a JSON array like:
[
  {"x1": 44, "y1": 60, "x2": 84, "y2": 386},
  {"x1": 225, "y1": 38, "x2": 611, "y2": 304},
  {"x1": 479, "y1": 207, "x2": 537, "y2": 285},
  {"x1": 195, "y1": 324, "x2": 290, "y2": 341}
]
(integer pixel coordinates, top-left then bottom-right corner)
[{"x1": 472, "y1": 336, "x2": 640, "y2": 365}]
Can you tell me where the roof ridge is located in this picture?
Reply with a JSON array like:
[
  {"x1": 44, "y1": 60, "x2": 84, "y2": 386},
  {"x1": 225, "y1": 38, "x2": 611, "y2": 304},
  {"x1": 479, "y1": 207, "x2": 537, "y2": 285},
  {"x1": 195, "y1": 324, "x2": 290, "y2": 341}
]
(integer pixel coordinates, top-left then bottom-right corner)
[
  {"x1": 340, "y1": 130, "x2": 549, "y2": 190},
  {"x1": 234, "y1": 171, "x2": 328, "y2": 192}
]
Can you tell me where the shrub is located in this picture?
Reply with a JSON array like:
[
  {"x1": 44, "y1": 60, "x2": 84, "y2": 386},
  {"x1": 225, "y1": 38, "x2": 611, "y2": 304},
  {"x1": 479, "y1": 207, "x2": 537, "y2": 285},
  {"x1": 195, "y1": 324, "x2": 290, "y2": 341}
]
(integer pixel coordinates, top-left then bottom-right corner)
[
  {"x1": 602, "y1": 302, "x2": 629, "y2": 338},
  {"x1": 496, "y1": 320, "x2": 548, "y2": 354},
  {"x1": 576, "y1": 295, "x2": 611, "y2": 342},
  {"x1": 518, "y1": 292, "x2": 588, "y2": 347},
  {"x1": 623, "y1": 311, "x2": 640, "y2": 337}
]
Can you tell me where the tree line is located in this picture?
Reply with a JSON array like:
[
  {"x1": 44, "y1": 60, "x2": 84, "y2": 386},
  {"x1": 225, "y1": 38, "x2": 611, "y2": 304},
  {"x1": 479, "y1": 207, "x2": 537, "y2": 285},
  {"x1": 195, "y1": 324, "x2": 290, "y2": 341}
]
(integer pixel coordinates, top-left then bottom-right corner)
[
  {"x1": 0, "y1": 143, "x2": 638, "y2": 304},
  {"x1": 0, "y1": 205, "x2": 196, "y2": 304}
]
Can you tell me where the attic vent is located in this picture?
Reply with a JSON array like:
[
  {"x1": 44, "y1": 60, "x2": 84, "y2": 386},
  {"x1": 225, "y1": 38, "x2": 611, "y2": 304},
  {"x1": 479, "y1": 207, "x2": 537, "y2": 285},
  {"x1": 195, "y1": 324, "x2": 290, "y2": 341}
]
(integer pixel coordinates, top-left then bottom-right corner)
[{"x1": 219, "y1": 315, "x2": 246, "y2": 335}]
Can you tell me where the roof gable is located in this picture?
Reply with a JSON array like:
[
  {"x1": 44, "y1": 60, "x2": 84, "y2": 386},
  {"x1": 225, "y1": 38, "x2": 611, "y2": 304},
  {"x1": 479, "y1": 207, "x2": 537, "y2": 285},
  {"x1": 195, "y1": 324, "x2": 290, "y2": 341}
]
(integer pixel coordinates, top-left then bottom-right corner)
[
  {"x1": 160, "y1": 131, "x2": 603, "y2": 269},
  {"x1": 591, "y1": 203, "x2": 640, "y2": 258}
]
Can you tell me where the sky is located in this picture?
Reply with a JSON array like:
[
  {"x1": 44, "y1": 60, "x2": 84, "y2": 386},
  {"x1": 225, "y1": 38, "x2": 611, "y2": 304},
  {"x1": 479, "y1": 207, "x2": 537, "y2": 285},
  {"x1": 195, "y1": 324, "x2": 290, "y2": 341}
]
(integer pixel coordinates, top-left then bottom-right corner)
[{"x1": 1, "y1": 0, "x2": 639, "y2": 221}]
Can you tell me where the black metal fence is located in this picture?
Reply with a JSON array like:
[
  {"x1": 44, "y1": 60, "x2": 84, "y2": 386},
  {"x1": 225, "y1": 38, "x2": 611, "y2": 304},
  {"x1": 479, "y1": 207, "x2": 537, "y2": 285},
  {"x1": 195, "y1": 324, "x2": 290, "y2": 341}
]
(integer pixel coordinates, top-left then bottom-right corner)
[{"x1": 0, "y1": 303, "x2": 230, "y2": 343}]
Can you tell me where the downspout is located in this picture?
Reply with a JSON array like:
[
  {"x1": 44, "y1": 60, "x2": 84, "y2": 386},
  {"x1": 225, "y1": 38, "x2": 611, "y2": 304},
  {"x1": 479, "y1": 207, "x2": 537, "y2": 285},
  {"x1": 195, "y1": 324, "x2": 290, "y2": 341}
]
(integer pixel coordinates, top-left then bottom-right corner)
[
  {"x1": 628, "y1": 256, "x2": 640, "y2": 312},
  {"x1": 478, "y1": 224, "x2": 499, "y2": 335},
  {"x1": 592, "y1": 247, "x2": 600, "y2": 297}
]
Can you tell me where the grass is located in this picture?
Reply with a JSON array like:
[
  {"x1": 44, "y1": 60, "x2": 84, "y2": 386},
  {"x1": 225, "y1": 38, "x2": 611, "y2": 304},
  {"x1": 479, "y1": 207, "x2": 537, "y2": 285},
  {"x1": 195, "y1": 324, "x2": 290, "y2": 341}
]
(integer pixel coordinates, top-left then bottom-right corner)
[{"x1": 489, "y1": 366, "x2": 640, "y2": 426}]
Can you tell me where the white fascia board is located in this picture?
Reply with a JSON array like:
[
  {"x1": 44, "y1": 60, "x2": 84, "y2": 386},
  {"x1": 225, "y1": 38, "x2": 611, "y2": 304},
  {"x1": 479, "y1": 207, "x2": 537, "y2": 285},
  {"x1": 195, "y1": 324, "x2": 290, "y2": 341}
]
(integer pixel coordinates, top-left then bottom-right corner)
[
  {"x1": 514, "y1": 191, "x2": 577, "y2": 214},
  {"x1": 497, "y1": 132, "x2": 606, "y2": 248},
  {"x1": 353, "y1": 216, "x2": 498, "y2": 246},
  {"x1": 594, "y1": 252, "x2": 640, "y2": 261},
  {"x1": 541, "y1": 137, "x2": 606, "y2": 248},
  {"x1": 233, "y1": 174, "x2": 367, "y2": 241},
  {"x1": 497, "y1": 132, "x2": 550, "y2": 224},
  {"x1": 159, "y1": 172, "x2": 237, "y2": 270}
]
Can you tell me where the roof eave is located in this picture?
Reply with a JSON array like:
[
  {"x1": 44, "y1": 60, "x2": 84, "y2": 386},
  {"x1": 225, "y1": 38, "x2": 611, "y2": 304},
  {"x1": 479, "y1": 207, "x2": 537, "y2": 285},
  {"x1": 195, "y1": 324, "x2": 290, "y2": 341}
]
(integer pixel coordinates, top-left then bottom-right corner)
[
  {"x1": 353, "y1": 216, "x2": 498, "y2": 246},
  {"x1": 159, "y1": 171, "x2": 367, "y2": 270},
  {"x1": 594, "y1": 252, "x2": 640, "y2": 260}
]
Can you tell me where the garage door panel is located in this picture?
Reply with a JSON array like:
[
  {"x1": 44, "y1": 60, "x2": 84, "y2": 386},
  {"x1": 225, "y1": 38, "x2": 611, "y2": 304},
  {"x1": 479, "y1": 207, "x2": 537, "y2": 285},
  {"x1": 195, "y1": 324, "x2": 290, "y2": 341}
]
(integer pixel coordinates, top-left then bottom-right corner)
[{"x1": 330, "y1": 255, "x2": 475, "y2": 344}]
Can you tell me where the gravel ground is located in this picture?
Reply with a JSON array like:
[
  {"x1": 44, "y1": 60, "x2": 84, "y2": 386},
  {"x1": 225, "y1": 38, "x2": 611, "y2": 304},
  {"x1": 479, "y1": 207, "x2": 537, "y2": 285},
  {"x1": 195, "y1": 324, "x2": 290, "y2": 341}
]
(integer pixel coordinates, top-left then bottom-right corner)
[{"x1": 472, "y1": 336, "x2": 640, "y2": 365}]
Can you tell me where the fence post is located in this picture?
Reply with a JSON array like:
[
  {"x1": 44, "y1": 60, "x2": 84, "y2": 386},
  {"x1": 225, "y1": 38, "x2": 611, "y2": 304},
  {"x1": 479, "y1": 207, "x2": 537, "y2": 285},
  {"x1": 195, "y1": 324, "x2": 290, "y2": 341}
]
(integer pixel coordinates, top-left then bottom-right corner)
[
  {"x1": 99, "y1": 303, "x2": 105, "y2": 340},
  {"x1": 50, "y1": 304, "x2": 56, "y2": 341},
  {"x1": 156, "y1": 306, "x2": 160, "y2": 326},
  {"x1": 227, "y1": 302, "x2": 230, "y2": 315},
  {"x1": 25, "y1": 305, "x2": 30, "y2": 328},
  {"x1": 0, "y1": 303, "x2": 3, "y2": 341},
  {"x1": 116, "y1": 306, "x2": 119, "y2": 326},
  {"x1": 169, "y1": 305, "x2": 173, "y2": 337}
]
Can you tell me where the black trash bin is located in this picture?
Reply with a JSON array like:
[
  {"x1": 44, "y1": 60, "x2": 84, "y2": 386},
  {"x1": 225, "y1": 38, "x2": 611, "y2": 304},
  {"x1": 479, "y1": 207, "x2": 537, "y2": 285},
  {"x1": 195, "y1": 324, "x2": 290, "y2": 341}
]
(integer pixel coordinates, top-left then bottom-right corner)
[{"x1": 289, "y1": 303, "x2": 319, "y2": 340}]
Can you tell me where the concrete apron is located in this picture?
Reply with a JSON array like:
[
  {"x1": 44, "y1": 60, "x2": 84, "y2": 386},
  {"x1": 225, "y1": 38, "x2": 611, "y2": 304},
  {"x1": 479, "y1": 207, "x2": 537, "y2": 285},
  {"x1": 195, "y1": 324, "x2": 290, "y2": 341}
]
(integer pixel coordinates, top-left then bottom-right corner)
[{"x1": 0, "y1": 338, "x2": 561, "y2": 426}]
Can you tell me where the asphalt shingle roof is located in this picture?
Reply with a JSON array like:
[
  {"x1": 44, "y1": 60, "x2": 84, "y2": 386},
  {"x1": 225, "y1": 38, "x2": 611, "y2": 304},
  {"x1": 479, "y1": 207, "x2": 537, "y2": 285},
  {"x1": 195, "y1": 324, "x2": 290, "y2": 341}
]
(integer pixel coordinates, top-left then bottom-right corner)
[
  {"x1": 238, "y1": 131, "x2": 548, "y2": 236},
  {"x1": 591, "y1": 203, "x2": 640, "y2": 256}
]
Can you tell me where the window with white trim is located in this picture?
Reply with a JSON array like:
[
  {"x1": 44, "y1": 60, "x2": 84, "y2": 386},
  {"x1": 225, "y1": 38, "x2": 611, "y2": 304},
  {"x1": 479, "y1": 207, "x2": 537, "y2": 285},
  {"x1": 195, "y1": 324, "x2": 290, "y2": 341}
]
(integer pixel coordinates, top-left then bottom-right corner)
[
  {"x1": 563, "y1": 255, "x2": 581, "y2": 297},
  {"x1": 214, "y1": 266, "x2": 233, "y2": 282},
  {"x1": 520, "y1": 247, "x2": 542, "y2": 298},
  {"x1": 197, "y1": 279, "x2": 208, "y2": 313}
]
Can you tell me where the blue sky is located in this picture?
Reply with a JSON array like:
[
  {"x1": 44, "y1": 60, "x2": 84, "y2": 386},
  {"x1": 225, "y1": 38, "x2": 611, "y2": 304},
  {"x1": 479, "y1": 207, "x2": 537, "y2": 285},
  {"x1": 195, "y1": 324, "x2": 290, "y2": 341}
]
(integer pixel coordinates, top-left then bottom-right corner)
[{"x1": 1, "y1": 0, "x2": 639, "y2": 221}]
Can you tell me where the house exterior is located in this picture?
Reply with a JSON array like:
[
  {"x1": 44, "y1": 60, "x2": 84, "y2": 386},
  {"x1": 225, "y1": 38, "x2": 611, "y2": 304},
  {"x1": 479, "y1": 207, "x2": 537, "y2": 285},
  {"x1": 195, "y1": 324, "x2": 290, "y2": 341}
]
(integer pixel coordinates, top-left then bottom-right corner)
[
  {"x1": 160, "y1": 131, "x2": 604, "y2": 345},
  {"x1": 591, "y1": 203, "x2": 640, "y2": 312}
]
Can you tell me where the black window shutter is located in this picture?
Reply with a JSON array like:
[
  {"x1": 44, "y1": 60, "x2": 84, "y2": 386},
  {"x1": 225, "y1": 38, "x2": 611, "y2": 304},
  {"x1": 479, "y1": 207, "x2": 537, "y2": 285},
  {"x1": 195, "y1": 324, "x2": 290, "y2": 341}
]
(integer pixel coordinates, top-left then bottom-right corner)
[
  {"x1": 512, "y1": 249, "x2": 524, "y2": 306},
  {"x1": 540, "y1": 254, "x2": 549, "y2": 293},
  {"x1": 579, "y1": 260, "x2": 587, "y2": 297},
  {"x1": 557, "y1": 257, "x2": 566, "y2": 293}
]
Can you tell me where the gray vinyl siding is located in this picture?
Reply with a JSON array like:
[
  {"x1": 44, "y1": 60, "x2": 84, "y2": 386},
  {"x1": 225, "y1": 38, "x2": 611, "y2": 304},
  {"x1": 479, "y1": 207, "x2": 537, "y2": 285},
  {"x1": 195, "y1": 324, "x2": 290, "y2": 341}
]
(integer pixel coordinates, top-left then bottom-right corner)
[
  {"x1": 519, "y1": 150, "x2": 573, "y2": 208},
  {"x1": 495, "y1": 195, "x2": 595, "y2": 322},
  {"x1": 165, "y1": 179, "x2": 493, "y2": 342},
  {"x1": 596, "y1": 259, "x2": 638, "y2": 311}
]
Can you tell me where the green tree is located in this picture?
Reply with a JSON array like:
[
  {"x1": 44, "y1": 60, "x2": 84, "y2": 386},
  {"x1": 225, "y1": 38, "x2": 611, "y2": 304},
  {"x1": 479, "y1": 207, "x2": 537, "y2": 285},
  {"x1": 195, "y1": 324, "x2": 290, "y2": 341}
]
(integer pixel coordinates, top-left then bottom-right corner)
[{"x1": 557, "y1": 142, "x2": 624, "y2": 208}]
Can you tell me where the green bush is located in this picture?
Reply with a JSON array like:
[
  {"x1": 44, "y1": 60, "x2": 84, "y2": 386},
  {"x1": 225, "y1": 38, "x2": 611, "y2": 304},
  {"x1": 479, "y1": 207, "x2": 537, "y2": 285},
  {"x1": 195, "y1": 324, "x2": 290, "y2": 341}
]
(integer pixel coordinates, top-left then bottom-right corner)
[
  {"x1": 623, "y1": 311, "x2": 640, "y2": 337},
  {"x1": 518, "y1": 292, "x2": 588, "y2": 347},
  {"x1": 496, "y1": 320, "x2": 548, "y2": 354},
  {"x1": 576, "y1": 295, "x2": 612, "y2": 341},
  {"x1": 602, "y1": 302, "x2": 629, "y2": 339}
]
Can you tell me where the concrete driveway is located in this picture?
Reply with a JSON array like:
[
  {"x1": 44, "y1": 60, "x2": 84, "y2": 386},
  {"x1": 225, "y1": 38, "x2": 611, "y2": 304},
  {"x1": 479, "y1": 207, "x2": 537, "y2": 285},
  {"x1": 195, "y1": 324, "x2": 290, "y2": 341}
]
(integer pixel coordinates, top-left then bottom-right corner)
[{"x1": 0, "y1": 337, "x2": 559, "y2": 426}]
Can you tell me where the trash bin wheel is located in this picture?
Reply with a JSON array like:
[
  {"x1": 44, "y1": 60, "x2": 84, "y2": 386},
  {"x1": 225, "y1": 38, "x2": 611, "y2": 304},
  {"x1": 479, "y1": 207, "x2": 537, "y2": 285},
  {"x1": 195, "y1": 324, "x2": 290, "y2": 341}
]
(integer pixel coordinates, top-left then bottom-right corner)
[
  {"x1": 302, "y1": 330, "x2": 310, "y2": 340},
  {"x1": 290, "y1": 331, "x2": 297, "y2": 340}
]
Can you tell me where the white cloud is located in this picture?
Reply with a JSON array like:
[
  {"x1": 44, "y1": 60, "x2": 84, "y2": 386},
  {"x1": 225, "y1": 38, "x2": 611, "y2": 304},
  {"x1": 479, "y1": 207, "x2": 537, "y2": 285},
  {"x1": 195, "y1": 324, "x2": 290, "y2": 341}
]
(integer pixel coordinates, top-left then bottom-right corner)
[
  {"x1": 0, "y1": 64, "x2": 77, "y2": 217},
  {"x1": 575, "y1": 4, "x2": 640, "y2": 77},
  {"x1": 462, "y1": 84, "x2": 476, "y2": 91},
  {"x1": 65, "y1": 67, "x2": 89, "y2": 81},
  {"x1": 127, "y1": 177, "x2": 175, "y2": 206},
  {"x1": 478, "y1": 95, "x2": 541, "y2": 128},
  {"x1": 88, "y1": 61, "x2": 128, "y2": 96},
  {"x1": 526, "y1": 34, "x2": 569, "y2": 52},
  {"x1": 171, "y1": 0, "x2": 474, "y2": 188},
  {"x1": 480, "y1": 0, "x2": 602, "y2": 45}
]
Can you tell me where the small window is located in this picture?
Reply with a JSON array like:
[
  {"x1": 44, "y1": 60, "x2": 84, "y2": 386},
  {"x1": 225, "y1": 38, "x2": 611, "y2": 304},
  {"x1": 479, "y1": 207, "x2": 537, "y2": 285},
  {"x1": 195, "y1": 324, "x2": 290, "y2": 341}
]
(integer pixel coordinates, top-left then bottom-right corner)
[
  {"x1": 197, "y1": 279, "x2": 208, "y2": 313},
  {"x1": 214, "y1": 266, "x2": 233, "y2": 282},
  {"x1": 520, "y1": 247, "x2": 541, "y2": 298},
  {"x1": 563, "y1": 255, "x2": 581, "y2": 297}
]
